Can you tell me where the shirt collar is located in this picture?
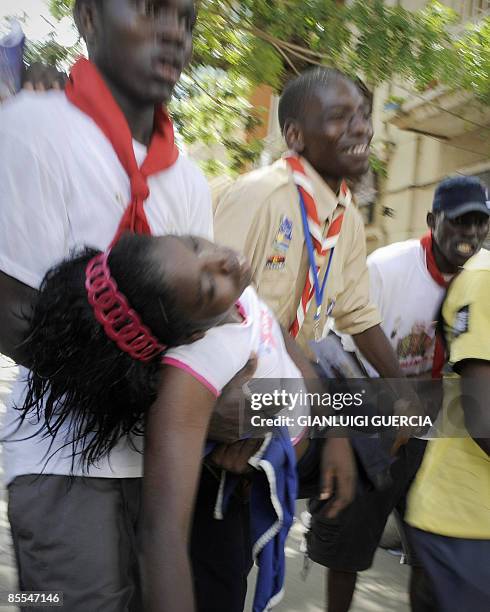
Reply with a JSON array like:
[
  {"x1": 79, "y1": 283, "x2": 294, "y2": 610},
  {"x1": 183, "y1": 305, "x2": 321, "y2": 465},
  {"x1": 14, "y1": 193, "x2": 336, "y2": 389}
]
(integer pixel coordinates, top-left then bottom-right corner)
[{"x1": 281, "y1": 156, "x2": 343, "y2": 222}]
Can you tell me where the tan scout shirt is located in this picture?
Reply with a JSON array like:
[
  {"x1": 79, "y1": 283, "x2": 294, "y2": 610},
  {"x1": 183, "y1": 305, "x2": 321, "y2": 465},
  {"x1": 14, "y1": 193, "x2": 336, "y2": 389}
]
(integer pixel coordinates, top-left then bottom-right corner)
[{"x1": 214, "y1": 157, "x2": 381, "y2": 355}]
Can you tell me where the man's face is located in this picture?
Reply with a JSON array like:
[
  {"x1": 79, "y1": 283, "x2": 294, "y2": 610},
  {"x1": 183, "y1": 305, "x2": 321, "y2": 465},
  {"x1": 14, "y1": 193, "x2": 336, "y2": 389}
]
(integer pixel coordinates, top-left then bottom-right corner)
[
  {"x1": 88, "y1": 0, "x2": 195, "y2": 104},
  {"x1": 295, "y1": 78, "x2": 374, "y2": 179},
  {"x1": 431, "y1": 211, "x2": 490, "y2": 267}
]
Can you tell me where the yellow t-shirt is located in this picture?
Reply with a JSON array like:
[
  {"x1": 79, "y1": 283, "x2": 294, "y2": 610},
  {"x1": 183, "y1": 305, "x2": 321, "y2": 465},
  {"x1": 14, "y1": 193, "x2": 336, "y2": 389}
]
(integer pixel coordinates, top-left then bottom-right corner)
[{"x1": 407, "y1": 250, "x2": 490, "y2": 539}]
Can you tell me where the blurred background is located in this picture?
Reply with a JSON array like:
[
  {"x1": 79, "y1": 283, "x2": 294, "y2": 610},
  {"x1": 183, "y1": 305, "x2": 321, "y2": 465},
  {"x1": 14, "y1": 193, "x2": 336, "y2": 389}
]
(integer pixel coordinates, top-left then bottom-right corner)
[{"x1": 1, "y1": 2, "x2": 489, "y2": 610}]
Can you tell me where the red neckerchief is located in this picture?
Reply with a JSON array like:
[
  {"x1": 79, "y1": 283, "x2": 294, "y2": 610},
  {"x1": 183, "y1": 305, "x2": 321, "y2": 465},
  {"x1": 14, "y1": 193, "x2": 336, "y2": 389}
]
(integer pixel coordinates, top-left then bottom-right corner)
[
  {"x1": 420, "y1": 231, "x2": 449, "y2": 378},
  {"x1": 65, "y1": 58, "x2": 179, "y2": 245}
]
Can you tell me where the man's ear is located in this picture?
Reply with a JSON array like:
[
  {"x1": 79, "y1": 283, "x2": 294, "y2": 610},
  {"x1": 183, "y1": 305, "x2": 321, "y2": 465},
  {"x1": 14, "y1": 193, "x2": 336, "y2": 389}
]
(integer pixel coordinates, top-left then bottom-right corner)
[
  {"x1": 284, "y1": 120, "x2": 305, "y2": 154},
  {"x1": 427, "y1": 212, "x2": 435, "y2": 231},
  {"x1": 74, "y1": 0, "x2": 99, "y2": 50}
]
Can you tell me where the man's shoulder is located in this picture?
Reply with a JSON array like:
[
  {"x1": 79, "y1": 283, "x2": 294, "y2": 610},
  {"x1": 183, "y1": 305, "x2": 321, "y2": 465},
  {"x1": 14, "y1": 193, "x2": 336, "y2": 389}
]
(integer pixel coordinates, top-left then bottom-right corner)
[
  {"x1": 173, "y1": 153, "x2": 209, "y2": 189},
  {"x1": 449, "y1": 249, "x2": 490, "y2": 304},
  {"x1": 0, "y1": 90, "x2": 73, "y2": 137},
  {"x1": 217, "y1": 160, "x2": 291, "y2": 212},
  {"x1": 368, "y1": 239, "x2": 422, "y2": 270},
  {"x1": 463, "y1": 248, "x2": 490, "y2": 273}
]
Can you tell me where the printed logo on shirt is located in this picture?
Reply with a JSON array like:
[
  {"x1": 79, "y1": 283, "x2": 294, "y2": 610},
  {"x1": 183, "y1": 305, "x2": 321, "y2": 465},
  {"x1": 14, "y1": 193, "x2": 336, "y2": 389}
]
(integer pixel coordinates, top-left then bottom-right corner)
[
  {"x1": 259, "y1": 307, "x2": 278, "y2": 354},
  {"x1": 452, "y1": 305, "x2": 470, "y2": 338},
  {"x1": 265, "y1": 254, "x2": 286, "y2": 271},
  {"x1": 273, "y1": 215, "x2": 293, "y2": 252},
  {"x1": 394, "y1": 323, "x2": 436, "y2": 374}
]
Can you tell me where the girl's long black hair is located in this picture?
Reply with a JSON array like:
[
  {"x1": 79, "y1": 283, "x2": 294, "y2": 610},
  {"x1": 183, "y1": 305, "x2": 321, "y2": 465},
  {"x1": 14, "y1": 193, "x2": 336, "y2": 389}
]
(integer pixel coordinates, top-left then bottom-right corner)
[{"x1": 19, "y1": 233, "x2": 191, "y2": 470}]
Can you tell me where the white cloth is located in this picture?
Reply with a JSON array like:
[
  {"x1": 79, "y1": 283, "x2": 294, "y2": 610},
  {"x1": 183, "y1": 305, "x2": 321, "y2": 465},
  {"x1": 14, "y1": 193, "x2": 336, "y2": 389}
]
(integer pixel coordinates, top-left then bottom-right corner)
[
  {"x1": 344, "y1": 240, "x2": 446, "y2": 377},
  {"x1": 164, "y1": 286, "x2": 309, "y2": 442},
  {"x1": 0, "y1": 91, "x2": 213, "y2": 484}
]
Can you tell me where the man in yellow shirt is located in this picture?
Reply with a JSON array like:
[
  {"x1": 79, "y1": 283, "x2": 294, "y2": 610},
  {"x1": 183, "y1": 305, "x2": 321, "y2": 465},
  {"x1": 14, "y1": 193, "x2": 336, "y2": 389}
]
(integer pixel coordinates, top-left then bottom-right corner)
[{"x1": 407, "y1": 249, "x2": 490, "y2": 612}]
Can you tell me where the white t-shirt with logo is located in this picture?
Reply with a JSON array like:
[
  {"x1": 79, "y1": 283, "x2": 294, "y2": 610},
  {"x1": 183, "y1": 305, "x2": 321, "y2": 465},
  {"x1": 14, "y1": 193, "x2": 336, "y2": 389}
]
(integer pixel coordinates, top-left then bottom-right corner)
[
  {"x1": 163, "y1": 286, "x2": 308, "y2": 442},
  {"x1": 345, "y1": 240, "x2": 447, "y2": 377},
  {"x1": 0, "y1": 91, "x2": 213, "y2": 484}
]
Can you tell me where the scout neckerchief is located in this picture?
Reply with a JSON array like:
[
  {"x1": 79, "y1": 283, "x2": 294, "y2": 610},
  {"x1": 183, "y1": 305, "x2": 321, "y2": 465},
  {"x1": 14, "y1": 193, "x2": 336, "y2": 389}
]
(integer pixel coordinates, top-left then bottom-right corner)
[
  {"x1": 65, "y1": 58, "x2": 179, "y2": 245},
  {"x1": 420, "y1": 231, "x2": 450, "y2": 379},
  {"x1": 284, "y1": 155, "x2": 351, "y2": 340}
]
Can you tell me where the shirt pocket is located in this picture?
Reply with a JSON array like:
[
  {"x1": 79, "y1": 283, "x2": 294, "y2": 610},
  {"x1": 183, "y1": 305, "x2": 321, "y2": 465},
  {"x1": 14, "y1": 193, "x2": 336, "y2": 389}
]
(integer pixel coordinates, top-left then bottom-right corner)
[{"x1": 256, "y1": 265, "x2": 298, "y2": 324}]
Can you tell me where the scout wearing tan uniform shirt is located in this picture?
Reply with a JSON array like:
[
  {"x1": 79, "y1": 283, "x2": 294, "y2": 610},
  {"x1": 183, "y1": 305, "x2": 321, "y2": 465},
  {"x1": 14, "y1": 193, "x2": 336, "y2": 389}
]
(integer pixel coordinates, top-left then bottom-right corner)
[
  {"x1": 214, "y1": 68, "x2": 401, "y2": 381},
  {"x1": 215, "y1": 67, "x2": 406, "y2": 612},
  {"x1": 214, "y1": 156, "x2": 380, "y2": 355}
]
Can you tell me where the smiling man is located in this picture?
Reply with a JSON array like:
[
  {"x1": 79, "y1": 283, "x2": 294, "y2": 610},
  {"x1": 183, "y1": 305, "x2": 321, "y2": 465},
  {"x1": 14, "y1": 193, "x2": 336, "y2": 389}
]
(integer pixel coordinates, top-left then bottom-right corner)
[
  {"x1": 215, "y1": 67, "x2": 402, "y2": 374},
  {"x1": 214, "y1": 68, "x2": 407, "y2": 611}
]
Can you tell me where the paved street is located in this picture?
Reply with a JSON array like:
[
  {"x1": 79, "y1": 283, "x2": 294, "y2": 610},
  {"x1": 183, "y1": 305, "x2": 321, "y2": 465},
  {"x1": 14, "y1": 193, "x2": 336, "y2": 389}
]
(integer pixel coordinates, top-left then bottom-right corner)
[
  {"x1": 246, "y1": 504, "x2": 409, "y2": 612},
  {"x1": 0, "y1": 356, "x2": 409, "y2": 611}
]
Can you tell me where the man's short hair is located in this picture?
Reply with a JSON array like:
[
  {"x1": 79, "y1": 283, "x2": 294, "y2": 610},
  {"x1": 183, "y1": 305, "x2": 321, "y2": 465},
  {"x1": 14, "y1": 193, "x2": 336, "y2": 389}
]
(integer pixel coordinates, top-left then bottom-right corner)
[{"x1": 278, "y1": 67, "x2": 372, "y2": 133}]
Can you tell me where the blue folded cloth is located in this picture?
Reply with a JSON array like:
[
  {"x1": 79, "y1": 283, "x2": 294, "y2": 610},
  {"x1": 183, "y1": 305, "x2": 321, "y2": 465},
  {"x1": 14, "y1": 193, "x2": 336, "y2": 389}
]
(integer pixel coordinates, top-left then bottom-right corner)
[{"x1": 205, "y1": 428, "x2": 297, "y2": 612}]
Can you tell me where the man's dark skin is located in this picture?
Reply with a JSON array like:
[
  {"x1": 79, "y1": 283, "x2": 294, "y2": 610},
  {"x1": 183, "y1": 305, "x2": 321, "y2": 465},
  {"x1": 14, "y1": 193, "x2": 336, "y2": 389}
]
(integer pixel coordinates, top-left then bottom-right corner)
[
  {"x1": 318, "y1": 203, "x2": 489, "y2": 612},
  {"x1": 1, "y1": 4, "x2": 356, "y2": 611},
  {"x1": 214, "y1": 78, "x2": 406, "y2": 482},
  {"x1": 1, "y1": 0, "x2": 196, "y2": 364},
  {"x1": 284, "y1": 78, "x2": 404, "y2": 379},
  {"x1": 429, "y1": 207, "x2": 490, "y2": 458},
  {"x1": 280, "y1": 74, "x2": 402, "y2": 612}
]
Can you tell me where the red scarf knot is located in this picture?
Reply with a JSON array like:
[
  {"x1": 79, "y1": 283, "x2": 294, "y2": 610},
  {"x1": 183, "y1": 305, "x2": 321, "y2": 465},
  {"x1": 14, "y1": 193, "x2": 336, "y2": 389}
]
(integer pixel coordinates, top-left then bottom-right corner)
[{"x1": 131, "y1": 174, "x2": 150, "y2": 202}]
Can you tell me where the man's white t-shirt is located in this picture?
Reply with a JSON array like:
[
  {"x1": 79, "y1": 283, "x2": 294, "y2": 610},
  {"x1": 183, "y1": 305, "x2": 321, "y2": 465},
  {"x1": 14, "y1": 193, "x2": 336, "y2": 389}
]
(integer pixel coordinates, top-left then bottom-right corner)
[
  {"x1": 345, "y1": 240, "x2": 447, "y2": 377},
  {"x1": 0, "y1": 91, "x2": 213, "y2": 484},
  {"x1": 163, "y1": 286, "x2": 308, "y2": 443}
]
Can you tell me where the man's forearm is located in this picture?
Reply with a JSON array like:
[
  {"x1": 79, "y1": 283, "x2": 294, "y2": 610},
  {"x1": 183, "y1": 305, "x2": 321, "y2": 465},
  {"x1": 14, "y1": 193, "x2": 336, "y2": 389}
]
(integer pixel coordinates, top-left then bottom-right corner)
[{"x1": 353, "y1": 324, "x2": 403, "y2": 379}]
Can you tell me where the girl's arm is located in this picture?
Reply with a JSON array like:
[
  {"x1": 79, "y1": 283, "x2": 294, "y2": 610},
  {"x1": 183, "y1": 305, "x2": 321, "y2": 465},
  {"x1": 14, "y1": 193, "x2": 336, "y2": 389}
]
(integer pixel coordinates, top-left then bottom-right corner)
[{"x1": 140, "y1": 365, "x2": 216, "y2": 612}]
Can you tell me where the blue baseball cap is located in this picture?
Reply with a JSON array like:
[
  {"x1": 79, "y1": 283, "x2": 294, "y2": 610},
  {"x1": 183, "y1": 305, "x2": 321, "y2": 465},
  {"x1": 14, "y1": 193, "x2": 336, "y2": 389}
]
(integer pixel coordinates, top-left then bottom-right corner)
[{"x1": 432, "y1": 176, "x2": 490, "y2": 219}]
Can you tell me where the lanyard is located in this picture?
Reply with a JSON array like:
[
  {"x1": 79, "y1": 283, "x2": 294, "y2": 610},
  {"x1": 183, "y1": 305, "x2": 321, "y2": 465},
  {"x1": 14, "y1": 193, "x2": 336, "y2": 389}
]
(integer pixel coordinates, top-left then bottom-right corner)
[{"x1": 298, "y1": 188, "x2": 336, "y2": 324}]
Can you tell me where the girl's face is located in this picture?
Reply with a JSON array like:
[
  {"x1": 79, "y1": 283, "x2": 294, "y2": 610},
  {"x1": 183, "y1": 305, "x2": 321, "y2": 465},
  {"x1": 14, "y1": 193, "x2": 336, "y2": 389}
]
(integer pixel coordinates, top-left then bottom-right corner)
[{"x1": 151, "y1": 235, "x2": 252, "y2": 331}]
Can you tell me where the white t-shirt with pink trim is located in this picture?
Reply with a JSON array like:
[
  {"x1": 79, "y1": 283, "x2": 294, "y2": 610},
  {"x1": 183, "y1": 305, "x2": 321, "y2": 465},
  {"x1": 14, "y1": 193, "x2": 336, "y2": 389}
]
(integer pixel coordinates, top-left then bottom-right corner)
[{"x1": 163, "y1": 286, "x2": 309, "y2": 442}]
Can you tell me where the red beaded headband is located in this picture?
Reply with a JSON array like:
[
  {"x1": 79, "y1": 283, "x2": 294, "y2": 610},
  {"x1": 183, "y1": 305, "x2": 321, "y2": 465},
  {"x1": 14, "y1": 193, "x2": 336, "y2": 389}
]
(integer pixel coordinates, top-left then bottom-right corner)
[{"x1": 85, "y1": 252, "x2": 166, "y2": 363}]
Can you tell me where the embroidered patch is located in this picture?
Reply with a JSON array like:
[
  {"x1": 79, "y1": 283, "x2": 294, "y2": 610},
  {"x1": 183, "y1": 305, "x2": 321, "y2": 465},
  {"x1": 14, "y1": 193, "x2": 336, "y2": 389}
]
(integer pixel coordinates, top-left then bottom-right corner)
[
  {"x1": 273, "y1": 215, "x2": 293, "y2": 252},
  {"x1": 265, "y1": 255, "x2": 286, "y2": 271},
  {"x1": 452, "y1": 305, "x2": 469, "y2": 338}
]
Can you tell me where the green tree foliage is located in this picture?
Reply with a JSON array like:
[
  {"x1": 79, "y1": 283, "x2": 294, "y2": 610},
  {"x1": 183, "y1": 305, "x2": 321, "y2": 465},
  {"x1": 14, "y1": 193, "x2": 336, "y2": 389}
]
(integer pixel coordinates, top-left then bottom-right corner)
[{"x1": 44, "y1": 0, "x2": 490, "y2": 174}]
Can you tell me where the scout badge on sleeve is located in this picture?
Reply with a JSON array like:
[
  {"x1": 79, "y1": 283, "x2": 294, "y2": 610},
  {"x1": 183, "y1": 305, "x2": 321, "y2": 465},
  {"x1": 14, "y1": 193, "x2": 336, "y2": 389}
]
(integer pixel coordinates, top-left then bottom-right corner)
[{"x1": 273, "y1": 215, "x2": 293, "y2": 252}]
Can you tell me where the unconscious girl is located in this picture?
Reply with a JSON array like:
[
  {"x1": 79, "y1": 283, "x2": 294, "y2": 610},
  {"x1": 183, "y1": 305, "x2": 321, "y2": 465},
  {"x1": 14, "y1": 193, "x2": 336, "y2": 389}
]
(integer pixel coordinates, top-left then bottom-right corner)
[{"x1": 19, "y1": 232, "x2": 354, "y2": 612}]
